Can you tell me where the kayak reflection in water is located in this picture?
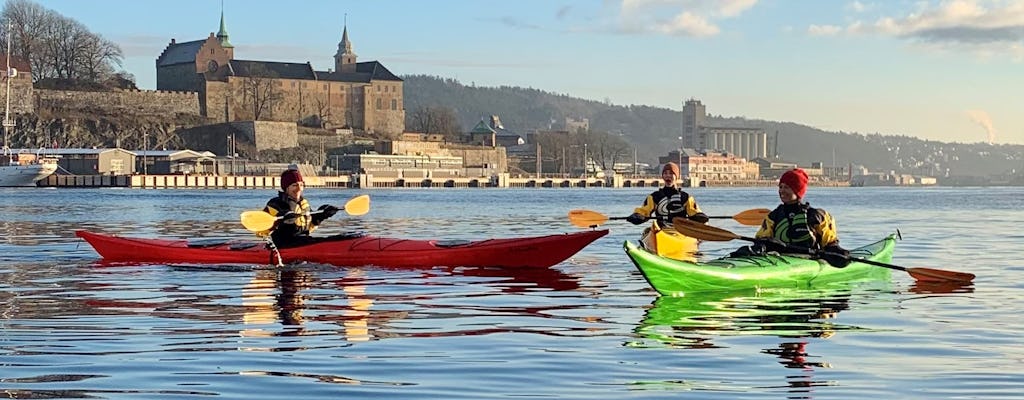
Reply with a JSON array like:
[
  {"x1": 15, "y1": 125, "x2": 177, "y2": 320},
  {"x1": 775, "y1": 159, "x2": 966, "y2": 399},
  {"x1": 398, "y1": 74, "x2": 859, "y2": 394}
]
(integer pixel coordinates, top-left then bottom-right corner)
[
  {"x1": 258, "y1": 168, "x2": 340, "y2": 249},
  {"x1": 731, "y1": 168, "x2": 851, "y2": 267}
]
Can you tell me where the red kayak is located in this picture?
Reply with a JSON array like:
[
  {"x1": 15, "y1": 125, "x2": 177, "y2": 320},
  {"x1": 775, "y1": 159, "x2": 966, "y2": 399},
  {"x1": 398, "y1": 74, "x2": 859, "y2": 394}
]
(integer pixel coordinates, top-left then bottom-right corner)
[{"x1": 75, "y1": 229, "x2": 608, "y2": 268}]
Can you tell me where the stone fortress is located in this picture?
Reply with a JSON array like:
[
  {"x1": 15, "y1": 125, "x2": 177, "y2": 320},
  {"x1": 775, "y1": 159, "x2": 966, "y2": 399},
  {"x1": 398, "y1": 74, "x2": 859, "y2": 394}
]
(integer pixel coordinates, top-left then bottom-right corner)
[{"x1": 155, "y1": 12, "x2": 405, "y2": 136}]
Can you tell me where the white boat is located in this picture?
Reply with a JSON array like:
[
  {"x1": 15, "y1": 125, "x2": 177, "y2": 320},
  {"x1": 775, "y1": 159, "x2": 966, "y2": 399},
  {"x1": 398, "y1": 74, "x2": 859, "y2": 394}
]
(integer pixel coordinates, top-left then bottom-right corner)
[
  {"x1": 0, "y1": 20, "x2": 56, "y2": 187},
  {"x1": 0, "y1": 149, "x2": 57, "y2": 187}
]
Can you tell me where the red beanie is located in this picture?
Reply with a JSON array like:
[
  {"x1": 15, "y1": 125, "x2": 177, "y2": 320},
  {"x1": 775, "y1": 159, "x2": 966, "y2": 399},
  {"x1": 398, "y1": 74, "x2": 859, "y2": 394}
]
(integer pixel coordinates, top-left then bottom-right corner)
[
  {"x1": 662, "y1": 162, "x2": 680, "y2": 176},
  {"x1": 780, "y1": 168, "x2": 809, "y2": 198},
  {"x1": 280, "y1": 169, "x2": 304, "y2": 190}
]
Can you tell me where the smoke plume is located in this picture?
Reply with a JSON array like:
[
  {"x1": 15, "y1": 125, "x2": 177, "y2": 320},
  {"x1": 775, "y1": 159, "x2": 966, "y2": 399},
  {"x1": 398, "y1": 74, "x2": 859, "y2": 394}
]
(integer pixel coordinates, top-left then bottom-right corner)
[{"x1": 966, "y1": 110, "x2": 995, "y2": 144}]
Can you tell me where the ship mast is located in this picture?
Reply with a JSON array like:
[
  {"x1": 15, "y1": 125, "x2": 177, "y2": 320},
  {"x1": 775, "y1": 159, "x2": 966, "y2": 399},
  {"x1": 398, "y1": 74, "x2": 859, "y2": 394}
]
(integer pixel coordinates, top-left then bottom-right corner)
[{"x1": 3, "y1": 20, "x2": 13, "y2": 150}]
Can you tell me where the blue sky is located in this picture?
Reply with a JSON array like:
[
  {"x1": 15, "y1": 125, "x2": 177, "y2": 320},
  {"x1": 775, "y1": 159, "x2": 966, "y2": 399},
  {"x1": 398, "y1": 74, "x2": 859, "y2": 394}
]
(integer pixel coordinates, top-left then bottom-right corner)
[{"x1": 33, "y1": 0, "x2": 1024, "y2": 144}]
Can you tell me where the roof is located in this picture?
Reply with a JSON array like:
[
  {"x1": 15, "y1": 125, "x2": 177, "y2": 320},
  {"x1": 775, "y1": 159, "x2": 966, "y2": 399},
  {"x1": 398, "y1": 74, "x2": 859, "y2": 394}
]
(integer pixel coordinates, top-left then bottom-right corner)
[
  {"x1": 469, "y1": 120, "x2": 496, "y2": 135},
  {"x1": 229, "y1": 60, "x2": 316, "y2": 80},
  {"x1": 0, "y1": 54, "x2": 31, "y2": 73},
  {"x1": 8, "y1": 148, "x2": 135, "y2": 156},
  {"x1": 156, "y1": 40, "x2": 204, "y2": 67},
  {"x1": 315, "y1": 61, "x2": 403, "y2": 83}
]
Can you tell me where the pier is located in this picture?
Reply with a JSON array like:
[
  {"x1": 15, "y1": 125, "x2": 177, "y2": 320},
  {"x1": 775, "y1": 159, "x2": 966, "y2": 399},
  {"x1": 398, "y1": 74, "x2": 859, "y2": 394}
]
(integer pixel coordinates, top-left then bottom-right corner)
[{"x1": 38, "y1": 173, "x2": 847, "y2": 189}]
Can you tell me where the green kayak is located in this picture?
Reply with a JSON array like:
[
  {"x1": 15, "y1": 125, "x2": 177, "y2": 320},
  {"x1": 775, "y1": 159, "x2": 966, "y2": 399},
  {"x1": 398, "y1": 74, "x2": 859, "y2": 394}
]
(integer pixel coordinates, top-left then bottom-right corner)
[{"x1": 624, "y1": 234, "x2": 896, "y2": 296}]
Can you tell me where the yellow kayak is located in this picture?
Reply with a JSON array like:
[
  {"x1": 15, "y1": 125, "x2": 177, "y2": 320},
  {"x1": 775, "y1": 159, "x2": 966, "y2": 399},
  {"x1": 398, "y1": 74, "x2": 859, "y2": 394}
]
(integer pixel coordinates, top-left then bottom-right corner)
[{"x1": 639, "y1": 221, "x2": 699, "y2": 261}]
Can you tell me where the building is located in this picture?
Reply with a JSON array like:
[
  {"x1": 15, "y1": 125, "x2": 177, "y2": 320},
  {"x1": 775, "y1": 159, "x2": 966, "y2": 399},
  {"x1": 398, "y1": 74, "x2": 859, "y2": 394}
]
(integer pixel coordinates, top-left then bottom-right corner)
[
  {"x1": 680, "y1": 99, "x2": 767, "y2": 160},
  {"x1": 22, "y1": 148, "x2": 136, "y2": 175},
  {"x1": 156, "y1": 14, "x2": 404, "y2": 135},
  {"x1": 661, "y1": 149, "x2": 756, "y2": 182},
  {"x1": 0, "y1": 54, "x2": 33, "y2": 117},
  {"x1": 337, "y1": 153, "x2": 466, "y2": 179},
  {"x1": 135, "y1": 150, "x2": 217, "y2": 175},
  {"x1": 467, "y1": 116, "x2": 524, "y2": 147}
]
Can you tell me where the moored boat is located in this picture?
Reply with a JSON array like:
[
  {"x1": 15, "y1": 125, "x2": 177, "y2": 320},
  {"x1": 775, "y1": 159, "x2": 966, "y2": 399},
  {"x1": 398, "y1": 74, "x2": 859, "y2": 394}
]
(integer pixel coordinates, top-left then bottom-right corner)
[
  {"x1": 0, "y1": 149, "x2": 58, "y2": 187},
  {"x1": 76, "y1": 229, "x2": 608, "y2": 268},
  {"x1": 639, "y1": 220, "x2": 699, "y2": 261},
  {"x1": 624, "y1": 234, "x2": 896, "y2": 296}
]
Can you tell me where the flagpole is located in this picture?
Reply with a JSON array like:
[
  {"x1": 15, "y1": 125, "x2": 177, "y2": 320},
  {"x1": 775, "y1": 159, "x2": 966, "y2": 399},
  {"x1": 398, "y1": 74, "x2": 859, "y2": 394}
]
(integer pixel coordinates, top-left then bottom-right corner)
[{"x1": 3, "y1": 20, "x2": 14, "y2": 150}]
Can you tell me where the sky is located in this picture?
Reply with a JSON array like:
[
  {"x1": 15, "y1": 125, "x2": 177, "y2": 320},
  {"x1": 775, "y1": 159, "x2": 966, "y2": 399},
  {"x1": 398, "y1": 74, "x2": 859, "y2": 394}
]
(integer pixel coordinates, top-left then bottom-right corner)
[{"x1": 31, "y1": 0, "x2": 1024, "y2": 145}]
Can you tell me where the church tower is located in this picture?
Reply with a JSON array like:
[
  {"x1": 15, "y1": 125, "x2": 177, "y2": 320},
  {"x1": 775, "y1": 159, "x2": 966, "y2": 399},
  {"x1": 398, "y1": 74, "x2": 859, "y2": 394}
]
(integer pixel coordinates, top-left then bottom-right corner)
[
  {"x1": 216, "y1": 8, "x2": 234, "y2": 58},
  {"x1": 334, "y1": 23, "x2": 357, "y2": 73}
]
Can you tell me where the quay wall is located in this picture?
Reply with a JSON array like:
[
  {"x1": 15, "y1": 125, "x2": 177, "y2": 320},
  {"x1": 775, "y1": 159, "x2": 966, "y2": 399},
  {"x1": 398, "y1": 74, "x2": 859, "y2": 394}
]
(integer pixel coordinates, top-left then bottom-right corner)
[{"x1": 38, "y1": 174, "x2": 848, "y2": 189}]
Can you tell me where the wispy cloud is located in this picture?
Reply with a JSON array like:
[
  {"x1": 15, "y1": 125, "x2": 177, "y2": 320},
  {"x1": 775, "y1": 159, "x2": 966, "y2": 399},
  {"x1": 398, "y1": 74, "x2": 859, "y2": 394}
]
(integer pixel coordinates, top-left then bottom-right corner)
[
  {"x1": 808, "y1": 24, "x2": 843, "y2": 36},
  {"x1": 846, "y1": 1, "x2": 870, "y2": 13},
  {"x1": 494, "y1": 16, "x2": 543, "y2": 30},
  {"x1": 617, "y1": 0, "x2": 758, "y2": 37},
  {"x1": 819, "y1": 0, "x2": 1024, "y2": 59}
]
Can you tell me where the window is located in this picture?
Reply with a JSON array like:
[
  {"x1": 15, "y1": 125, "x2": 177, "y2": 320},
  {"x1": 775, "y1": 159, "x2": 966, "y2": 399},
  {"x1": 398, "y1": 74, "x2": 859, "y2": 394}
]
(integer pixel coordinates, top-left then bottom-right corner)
[
  {"x1": 391, "y1": 99, "x2": 397, "y2": 110},
  {"x1": 376, "y1": 98, "x2": 382, "y2": 109}
]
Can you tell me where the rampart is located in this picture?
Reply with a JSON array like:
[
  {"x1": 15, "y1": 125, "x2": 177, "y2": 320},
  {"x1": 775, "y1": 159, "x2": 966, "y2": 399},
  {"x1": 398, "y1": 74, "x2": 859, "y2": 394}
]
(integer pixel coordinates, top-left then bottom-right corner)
[{"x1": 35, "y1": 89, "x2": 201, "y2": 116}]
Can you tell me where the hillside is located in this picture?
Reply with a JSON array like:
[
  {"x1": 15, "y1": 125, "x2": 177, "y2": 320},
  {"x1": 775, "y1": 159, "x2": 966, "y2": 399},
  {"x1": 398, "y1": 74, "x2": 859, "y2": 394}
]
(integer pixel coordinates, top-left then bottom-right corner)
[{"x1": 403, "y1": 75, "x2": 1024, "y2": 178}]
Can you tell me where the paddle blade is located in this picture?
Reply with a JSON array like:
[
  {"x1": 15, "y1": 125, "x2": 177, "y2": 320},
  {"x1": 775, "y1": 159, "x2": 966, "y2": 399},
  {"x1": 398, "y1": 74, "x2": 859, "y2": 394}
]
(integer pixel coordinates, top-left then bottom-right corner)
[
  {"x1": 672, "y1": 218, "x2": 742, "y2": 242},
  {"x1": 568, "y1": 209, "x2": 609, "y2": 228},
  {"x1": 733, "y1": 208, "x2": 770, "y2": 226},
  {"x1": 240, "y1": 210, "x2": 276, "y2": 232},
  {"x1": 907, "y1": 267, "x2": 976, "y2": 283},
  {"x1": 343, "y1": 195, "x2": 371, "y2": 216}
]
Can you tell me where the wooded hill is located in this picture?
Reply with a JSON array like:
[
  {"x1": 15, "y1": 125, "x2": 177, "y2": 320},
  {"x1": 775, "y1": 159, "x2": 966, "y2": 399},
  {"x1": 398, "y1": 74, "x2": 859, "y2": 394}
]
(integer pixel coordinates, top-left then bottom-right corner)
[{"x1": 403, "y1": 75, "x2": 1023, "y2": 179}]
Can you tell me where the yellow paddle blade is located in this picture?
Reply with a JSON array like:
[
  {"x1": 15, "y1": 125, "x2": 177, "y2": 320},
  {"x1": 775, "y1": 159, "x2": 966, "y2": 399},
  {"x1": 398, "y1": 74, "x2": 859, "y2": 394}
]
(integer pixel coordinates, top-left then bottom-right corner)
[
  {"x1": 733, "y1": 208, "x2": 770, "y2": 226},
  {"x1": 672, "y1": 218, "x2": 741, "y2": 242},
  {"x1": 240, "y1": 210, "x2": 277, "y2": 232},
  {"x1": 568, "y1": 209, "x2": 609, "y2": 228},
  {"x1": 343, "y1": 195, "x2": 371, "y2": 216}
]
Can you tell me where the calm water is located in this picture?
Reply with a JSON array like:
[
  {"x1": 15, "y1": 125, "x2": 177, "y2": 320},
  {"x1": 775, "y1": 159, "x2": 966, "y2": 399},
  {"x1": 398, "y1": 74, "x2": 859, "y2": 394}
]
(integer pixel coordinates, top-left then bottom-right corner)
[{"x1": 1, "y1": 186, "x2": 1022, "y2": 399}]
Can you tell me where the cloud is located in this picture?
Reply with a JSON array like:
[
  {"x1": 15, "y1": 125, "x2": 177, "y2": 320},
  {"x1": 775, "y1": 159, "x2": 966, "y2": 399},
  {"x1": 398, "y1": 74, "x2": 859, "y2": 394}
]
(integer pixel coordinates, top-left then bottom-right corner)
[
  {"x1": 556, "y1": 5, "x2": 573, "y2": 20},
  {"x1": 617, "y1": 0, "x2": 758, "y2": 37},
  {"x1": 846, "y1": 1, "x2": 870, "y2": 13},
  {"x1": 815, "y1": 0, "x2": 1024, "y2": 59},
  {"x1": 496, "y1": 16, "x2": 543, "y2": 30},
  {"x1": 808, "y1": 24, "x2": 843, "y2": 36}
]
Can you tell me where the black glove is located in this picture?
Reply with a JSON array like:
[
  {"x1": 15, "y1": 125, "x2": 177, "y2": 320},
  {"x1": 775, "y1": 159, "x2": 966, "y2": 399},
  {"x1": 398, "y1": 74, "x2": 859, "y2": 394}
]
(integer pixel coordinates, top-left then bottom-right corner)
[
  {"x1": 754, "y1": 237, "x2": 789, "y2": 253},
  {"x1": 280, "y1": 211, "x2": 299, "y2": 224},
  {"x1": 688, "y1": 212, "x2": 709, "y2": 224},
  {"x1": 318, "y1": 204, "x2": 340, "y2": 218},
  {"x1": 625, "y1": 213, "x2": 647, "y2": 225},
  {"x1": 820, "y1": 245, "x2": 851, "y2": 268},
  {"x1": 730, "y1": 244, "x2": 766, "y2": 257}
]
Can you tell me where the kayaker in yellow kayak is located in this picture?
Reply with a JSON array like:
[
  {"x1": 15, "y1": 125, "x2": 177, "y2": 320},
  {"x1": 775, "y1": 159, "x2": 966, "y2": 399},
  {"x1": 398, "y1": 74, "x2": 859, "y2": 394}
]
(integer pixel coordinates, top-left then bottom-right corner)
[
  {"x1": 733, "y1": 168, "x2": 851, "y2": 267},
  {"x1": 626, "y1": 162, "x2": 709, "y2": 227},
  {"x1": 259, "y1": 168, "x2": 340, "y2": 248}
]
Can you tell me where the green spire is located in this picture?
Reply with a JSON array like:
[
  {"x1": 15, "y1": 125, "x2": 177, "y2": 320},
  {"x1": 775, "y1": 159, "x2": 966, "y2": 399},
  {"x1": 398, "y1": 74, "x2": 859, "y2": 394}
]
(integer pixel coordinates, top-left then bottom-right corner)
[{"x1": 217, "y1": 9, "x2": 233, "y2": 48}]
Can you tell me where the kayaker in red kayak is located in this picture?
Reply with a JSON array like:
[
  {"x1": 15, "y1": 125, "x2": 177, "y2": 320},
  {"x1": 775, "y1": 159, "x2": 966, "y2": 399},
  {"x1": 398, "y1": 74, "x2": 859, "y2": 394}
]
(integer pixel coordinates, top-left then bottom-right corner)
[
  {"x1": 260, "y1": 168, "x2": 341, "y2": 248},
  {"x1": 626, "y1": 162, "x2": 709, "y2": 227},
  {"x1": 733, "y1": 168, "x2": 850, "y2": 267}
]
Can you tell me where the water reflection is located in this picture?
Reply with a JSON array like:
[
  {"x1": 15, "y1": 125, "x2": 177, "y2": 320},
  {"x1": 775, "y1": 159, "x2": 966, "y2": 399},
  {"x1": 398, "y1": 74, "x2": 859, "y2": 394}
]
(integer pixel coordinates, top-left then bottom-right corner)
[
  {"x1": 632, "y1": 287, "x2": 859, "y2": 348},
  {"x1": 235, "y1": 264, "x2": 584, "y2": 345},
  {"x1": 628, "y1": 286, "x2": 877, "y2": 397}
]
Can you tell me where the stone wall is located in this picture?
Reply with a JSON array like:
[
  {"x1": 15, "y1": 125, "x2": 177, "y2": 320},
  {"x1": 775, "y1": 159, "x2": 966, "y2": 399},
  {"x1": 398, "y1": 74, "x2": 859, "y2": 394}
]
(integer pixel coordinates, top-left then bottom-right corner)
[
  {"x1": 233, "y1": 120, "x2": 297, "y2": 151},
  {"x1": 446, "y1": 145, "x2": 507, "y2": 173},
  {"x1": 177, "y1": 120, "x2": 297, "y2": 155},
  {"x1": 36, "y1": 89, "x2": 200, "y2": 116},
  {"x1": 0, "y1": 74, "x2": 34, "y2": 114}
]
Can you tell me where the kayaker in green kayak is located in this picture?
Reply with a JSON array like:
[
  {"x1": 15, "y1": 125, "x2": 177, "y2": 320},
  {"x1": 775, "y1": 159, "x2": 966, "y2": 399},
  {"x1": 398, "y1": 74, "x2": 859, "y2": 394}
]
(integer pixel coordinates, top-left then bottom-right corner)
[
  {"x1": 626, "y1": 162, "x2": 709, "y2": 226},
  {"x1": 732, "y1": 168, "x2": 851, "y2": 267},
  {"x1": 259, "y1": 168, "x2": 340, "y2": 248}
]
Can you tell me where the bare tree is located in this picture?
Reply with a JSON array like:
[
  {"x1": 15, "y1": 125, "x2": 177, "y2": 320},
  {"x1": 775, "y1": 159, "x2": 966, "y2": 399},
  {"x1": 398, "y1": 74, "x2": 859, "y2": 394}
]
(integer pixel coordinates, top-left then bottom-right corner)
[
  {"x1": 408, "y1": 106, "x2": 461, "y2": 139},
  {"x1": 1, "y1": 0, "x2": 125, "y2": 85},
  {"x1": 590, "y1": 130, "x2": 630, "y2": 170},
  {"x1": 313, "y1": 94, "x2": 331, "y2": 128},
  {"x1": 78, "y1": 33, "x2": 121, "y2": 81},
  {"x1": 235, "y1": 64, "x2": 282, "y2": 121}
]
